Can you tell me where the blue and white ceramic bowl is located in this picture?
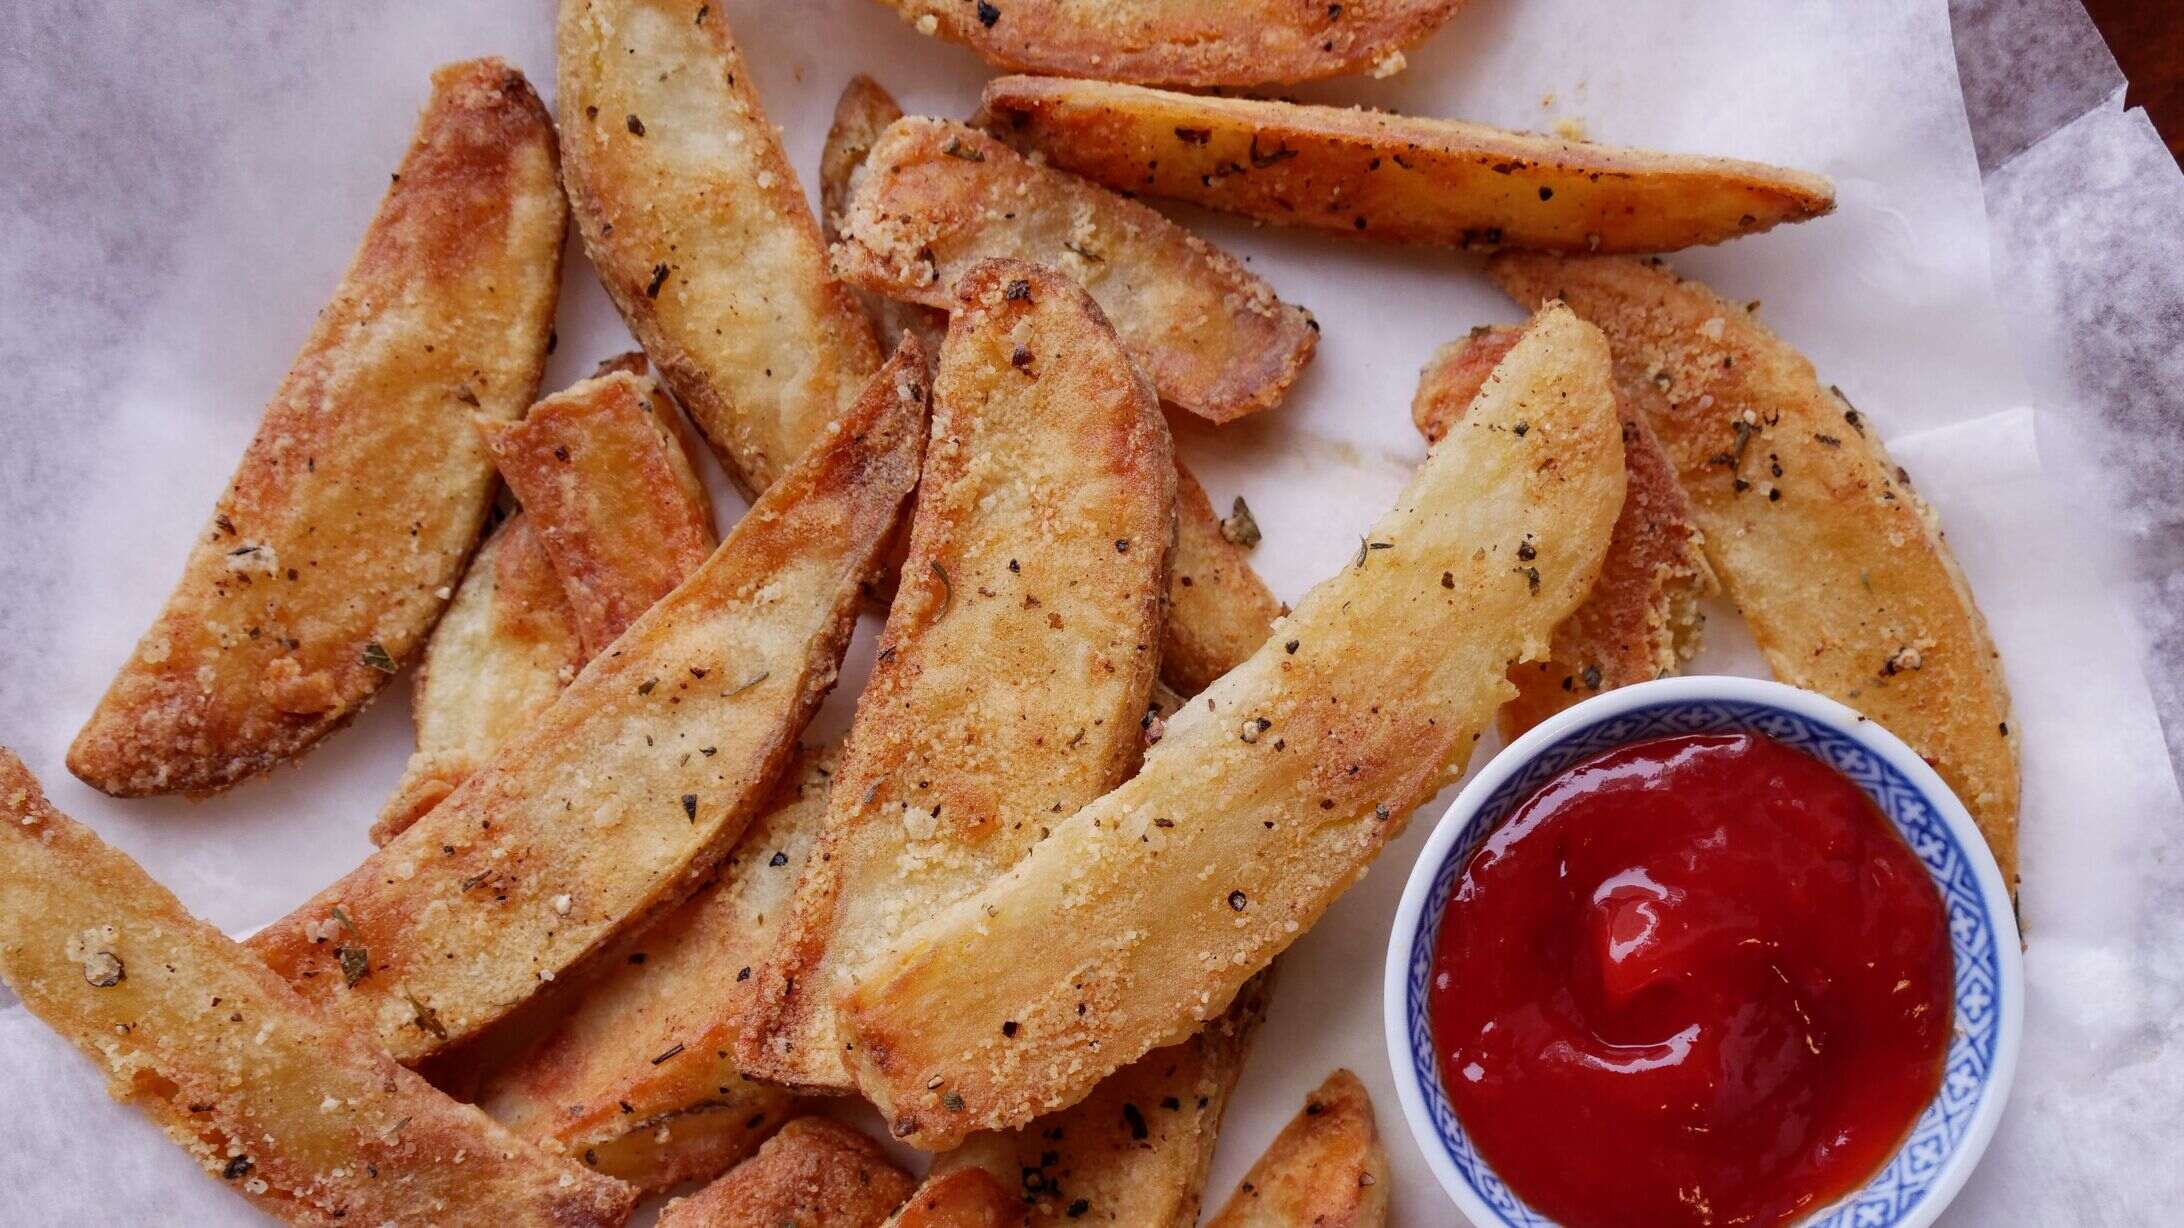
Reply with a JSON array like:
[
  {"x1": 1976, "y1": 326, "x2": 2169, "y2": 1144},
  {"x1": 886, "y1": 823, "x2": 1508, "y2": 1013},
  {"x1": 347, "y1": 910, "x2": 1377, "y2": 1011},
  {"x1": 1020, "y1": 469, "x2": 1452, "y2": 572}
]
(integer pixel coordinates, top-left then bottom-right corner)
[{"x1": 1384, "y1": 676, "x2": 2022, "y2": 1228}]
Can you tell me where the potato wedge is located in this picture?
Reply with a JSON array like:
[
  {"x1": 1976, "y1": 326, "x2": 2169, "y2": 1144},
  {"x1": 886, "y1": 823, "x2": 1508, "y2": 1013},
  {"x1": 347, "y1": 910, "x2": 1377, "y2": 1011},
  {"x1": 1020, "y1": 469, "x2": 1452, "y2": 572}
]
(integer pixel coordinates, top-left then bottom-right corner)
[
  {"x1": 835, "y1": 117, "x2": 1316, "y2": 422},
  {"x1": 841, "y1": 304, "x2": 1624, "y2": 1146},
  {"x1": 884, "y1": 1169, "x2": 1025, "y2": 1228},
  {"x1": 559, "y1": 0, "x2": 882, "y2": 496},
  {"x1": 822, "y1": 75, "x2": 948, "y2": 362},
  {"x1": 373, "y1": 513, "x2": 583, "y2": 844},
  {"x1": 1414, "y1": 325, "x2": 1713, "y2": 735},
  {"x1": 246, "y1": 342, "x2": 929, "y2": 1065},
  {"x1": 1205, "y1": 1069, "x2": 1388, "y2": 1228},
  {"x1": 740, "y1": 261, "x2": 1172, "y2": 1090},
  {"x1": 981, "y1": 77, "x2": 1834, "y2": 254},
  {"x1": 930, "y1": 972, "x2": 1269, "y2": 1226},
  {"x1": 480, "y1": 366, "x2": 717, "y2": 655},
  {"x1": 875, "y1": 0, "x2": 1465, "y2": 88},
  {"x1": 1167, "y1": 464, "x2": 1282, "y2": 694},
  {"x1": 68, "y1": 59, "x2": 565, "y2": 798},
  {"x1": 0, "y1": 751, "x2": 634, "y2": 1227},
  {"x1": 1492, "y1": 254, "x2": 2022, "y2": 884},
  {"x1": 657, "y1": 1117, "x2": 915, "y2": 1228},
  {"x1": 477, "y1": 747, "x2": 835, "y2": 1193}
]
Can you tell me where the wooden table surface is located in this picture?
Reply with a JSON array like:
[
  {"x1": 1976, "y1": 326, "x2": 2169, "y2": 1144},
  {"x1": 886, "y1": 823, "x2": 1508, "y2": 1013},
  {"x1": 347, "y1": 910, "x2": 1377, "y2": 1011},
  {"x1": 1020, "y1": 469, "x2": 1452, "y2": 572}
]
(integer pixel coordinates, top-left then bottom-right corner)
[{"x1": 2083, "y1": 0, "x2": 2184, "y2": 161}]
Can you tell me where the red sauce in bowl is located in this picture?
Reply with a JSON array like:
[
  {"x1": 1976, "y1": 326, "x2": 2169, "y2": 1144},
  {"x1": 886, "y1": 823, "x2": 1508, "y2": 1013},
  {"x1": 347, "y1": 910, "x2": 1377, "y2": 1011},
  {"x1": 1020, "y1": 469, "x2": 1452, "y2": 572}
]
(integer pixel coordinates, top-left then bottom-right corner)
[{"x1": 1430, "y1": 733, "x2": 1951, "y2": 1228}]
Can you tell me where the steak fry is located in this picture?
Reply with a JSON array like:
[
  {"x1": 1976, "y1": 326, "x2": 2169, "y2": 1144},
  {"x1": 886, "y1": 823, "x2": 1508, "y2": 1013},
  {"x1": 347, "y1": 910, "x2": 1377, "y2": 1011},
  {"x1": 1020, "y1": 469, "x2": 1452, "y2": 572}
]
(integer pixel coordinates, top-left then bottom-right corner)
[
  {"x1": 982, "y1": 77, "x2": 1833, "y2": 254},
  {"x1": 1204, "y1": 1069, "x2": 1389, "y2": 1228},
  {"x1": 1492, "y1": 253, "x2": 2021, "y2": 884},
  {"x1": 656, "y1": 1118, "x2": 914, "y2": 1228},
  {"x1": 559, "y1": 0, "x2": 882, "y2": 495},
  {"x1": 1414, "y1": 325, "x2": 1714, "y2": 735},
  {"x1": 0, "y1": 751, "x2": 635, "y2": 1228},
  {"x1": 739, "y1": 261, "x2": 1172, "y2": 1090},
  {"x1": 841, "y1": 304, "x2": 1626, "y2": 1147},
  {"x1": 69, "y1": 59, "x2": 564, "y2": 797},
  {"x1": 246, "y1": 342, "x2": 929, "y2": 1065}
]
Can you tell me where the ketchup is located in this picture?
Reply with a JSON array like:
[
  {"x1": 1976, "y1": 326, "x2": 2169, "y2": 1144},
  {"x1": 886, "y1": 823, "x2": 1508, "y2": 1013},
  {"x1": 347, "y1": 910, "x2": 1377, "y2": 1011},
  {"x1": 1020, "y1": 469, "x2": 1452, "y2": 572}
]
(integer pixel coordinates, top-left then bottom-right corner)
[{"x1": 1430, "y1": 733, "x2": 1950, "y2": 1228}]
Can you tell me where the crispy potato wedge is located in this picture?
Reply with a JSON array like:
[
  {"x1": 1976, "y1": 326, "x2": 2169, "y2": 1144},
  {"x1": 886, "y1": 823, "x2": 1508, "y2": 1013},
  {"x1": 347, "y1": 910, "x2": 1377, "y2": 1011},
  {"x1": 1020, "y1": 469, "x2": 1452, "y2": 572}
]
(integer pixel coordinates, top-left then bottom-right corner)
[
  {"x1": 477, "y1": 747, "x2": 835, "y2": 1193},
  {"x1": 1205, "y1": 1069, "x2": 1388, "y2": 1228},
  {"x1": 68, "y1": 59, "x2": 565, "y2": 798},
  {"x1": 0, "y1": 751, "x2": 634, "y2": 1227},
  {"x1": 822, "y1": 76, "x2": 949, "y2": 362},
  {"x1": 930, "y1": 972, "x2": 1269, "y2": 1227},
  {"x1": 373, "y1": 513, "x2": 583, "y2": 844},
  {"x1": 657, "y1": 1117, "x2": 915, "y2": 1228},
  {"x1": 741, "y1": 261, "x2": 1172, "y2": 1090},
  {"x1": 246, "y1": 343, "x2": 929, "y2": 1065},
  {"x1": 842, "y1": 304, "x2": 1626, "y2": 1146},
  {"x1": 884, "y1": 1169, "x2": 1026, "y2": 1228},
  {"x1": 1493, "y1": 254, "x2": 2022, "y2": 884},
  {"x1": 835, "y1": 117, "x2": 1316, "y2": 422},
  {"x1": 875, "y1": 0, "x2": 1465, "y2": 87},
  {"x1": 981, "y1": 77, "x2": 1834, "y2": 254},
  {"x1": 481, "y1": 367, "x2": 717, "y2": 655},
  {"x1": 1415, "y1": 325, "x2": 1713, "y2": 735},
  {"x1": 559, "y1": 0, "x2": 882, "y2": 496},
  {"x1": 1167, "y1": 464, "x2": 1282, "y2": 695}
]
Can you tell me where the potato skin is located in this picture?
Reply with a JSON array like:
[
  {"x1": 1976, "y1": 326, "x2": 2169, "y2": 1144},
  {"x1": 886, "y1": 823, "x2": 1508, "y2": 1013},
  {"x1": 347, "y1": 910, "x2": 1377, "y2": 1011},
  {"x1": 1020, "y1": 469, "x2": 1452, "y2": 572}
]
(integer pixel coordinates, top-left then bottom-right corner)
[
  {"x1": 1205, "y1": 1069, "x2": 1389, "y2": 1228},
  {"x1": 877, "y1": 0, "x2": 1467, "y2": 88},
  {"x1": 68, "y1": 59, "x2": 565, "y2": 798},
  {"x1": 0, "y1": 751, "x2": 635, "y2": 1228},
  {"x1": 982, "y1": 76, "x2": 1834, "y2": 254}
]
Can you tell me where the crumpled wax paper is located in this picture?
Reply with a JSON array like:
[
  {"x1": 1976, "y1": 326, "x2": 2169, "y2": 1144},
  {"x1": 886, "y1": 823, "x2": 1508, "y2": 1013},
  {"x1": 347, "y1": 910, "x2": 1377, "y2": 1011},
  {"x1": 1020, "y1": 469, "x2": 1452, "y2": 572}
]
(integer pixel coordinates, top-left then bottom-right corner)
[{"x1": 2, "y1": 0, "x2": 2179, "y2": 1223}]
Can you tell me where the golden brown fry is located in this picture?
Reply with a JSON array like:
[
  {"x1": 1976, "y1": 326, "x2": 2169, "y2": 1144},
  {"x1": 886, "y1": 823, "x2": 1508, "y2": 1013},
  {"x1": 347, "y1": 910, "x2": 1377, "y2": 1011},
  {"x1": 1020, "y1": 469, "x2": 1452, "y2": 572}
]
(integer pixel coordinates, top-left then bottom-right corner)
[
  {"x1": 822, "y1": 75, "x2": 949, "y2": 361},
  {"x1": 480, "y1": 367, "x2": 717, "y2": 656},
  {"x1": 1492, "y1": 253, "x2": 2022, "y2": 883},
  {"x1": 876, "y1": 0, "x2": 1465, "y2": 87},
  {"x1": 835, "y1": 118, "x2": 1316, "y2": 422},
  {"x1": 68, "y1": 59, "x2": 565, "y2": 798},
  {"x1": 842, "y1": 305, "x2": 1626, "y2": 1147},
  {"x1": 477, "y1": 747, "x2": 835, "y2": 1193},
  {"x1": 373, "y1": 513, "x2": 583, "y2": 845},
  {"x1": 246, "y1": 343, "x2": 930, "y2": 1065},
  {"x1": 559, "y1": 0, "x2": 882, "y2": 496},
  {"x1": 1167, "y1": 463, "x2": 1282, "y2": 695},
  {"x1": 657, "y1": 1117, "x2": 915, "y2": 1228},
  {"x1": 982, "y1": 77, "x2": 1834, "y2": 254},
  {"x1": 885, "y1": 1169, "x2": 1026, "y2": 1228},
  {"x1": 1205, "y1": 1069, "x2": 1388, "y2": 1228},
  {"x1": 931, "y1": 973, "x2": 1269, "y2": 1227},
  {"x1": 0, "y1": 751, "x2": 635, "y2": 1228},
  {"x1": 1414, "y1": 325, "x2": 1713, "y2": 735},
  {"x1": 741, "y1": 261, "x2": 1172, "y2": 1090}
]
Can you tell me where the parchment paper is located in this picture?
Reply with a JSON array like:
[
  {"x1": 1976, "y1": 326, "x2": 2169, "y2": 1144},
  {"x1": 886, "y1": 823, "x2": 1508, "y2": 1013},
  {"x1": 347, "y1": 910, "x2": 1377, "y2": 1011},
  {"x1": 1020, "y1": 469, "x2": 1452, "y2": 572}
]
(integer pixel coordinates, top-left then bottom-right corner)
[{"x1": 1, "y1": 1, "x2": 2178, "y2": 1223}]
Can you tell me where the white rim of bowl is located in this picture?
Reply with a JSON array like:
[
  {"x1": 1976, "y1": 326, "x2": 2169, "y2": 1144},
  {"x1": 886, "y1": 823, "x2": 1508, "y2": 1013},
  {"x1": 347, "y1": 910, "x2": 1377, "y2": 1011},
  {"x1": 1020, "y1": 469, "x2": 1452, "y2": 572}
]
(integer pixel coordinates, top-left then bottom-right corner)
[{"x1": 1382, "y1": 674, "x2": 2025, "y2": 1228}]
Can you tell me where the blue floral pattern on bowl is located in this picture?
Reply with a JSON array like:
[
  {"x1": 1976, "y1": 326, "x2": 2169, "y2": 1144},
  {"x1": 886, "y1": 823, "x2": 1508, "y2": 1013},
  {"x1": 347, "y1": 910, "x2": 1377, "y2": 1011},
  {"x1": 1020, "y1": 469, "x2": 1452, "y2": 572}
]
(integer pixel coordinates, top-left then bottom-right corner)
[{"x1": 1400, "y1": 697, "x2": 2007, "y2": 1228}]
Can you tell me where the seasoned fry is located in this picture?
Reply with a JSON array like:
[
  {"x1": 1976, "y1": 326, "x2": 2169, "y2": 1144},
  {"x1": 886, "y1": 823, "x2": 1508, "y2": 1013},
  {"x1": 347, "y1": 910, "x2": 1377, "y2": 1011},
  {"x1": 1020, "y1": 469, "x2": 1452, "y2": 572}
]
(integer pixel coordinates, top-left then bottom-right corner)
[
  {"x1": 1415, "y1": 325, "x2": 1713, "y2": 735},
  {"x1": 874, "y1": 0, "x2": 1466, "y2": 88},
  {"x1": 884, "y1": 1169, "x2": 1025, "y2": 1228},
  {"x1": 822, "y1": 75, "x2": 948, "y2": 361},
  {"x1": 841, "y1": 304, "x2": 1626, "y2": 1147},
  {"x1": 981, "y1": 77, "x2": 1834, "y2": 254},
  {"x1": 834, "y1": 117, "x2": 1316, "y2": 422},
  {"x1": 930, "y1": 972, "x2": 1269, "y2": 1226},
  {"x1": 559, "y1": 0, "x2": 882, "y2": 496},
  {"x1": 1167, "y1": 464, "x2": 1282, "y2": 694},
  {"x1": 477, "y1": 747, "x2": 835, "y2": 1192},
  {"x1": 68, "y1": 59, "x2": 565, "y2": 798},
  {"x1": 656, "y1": 1117, "x2": 915, "y2": 1228},
  {"x1": 373, "y1": 514, "x2": 583, "y2": 844},
  {"x1": 480, "y1": 367, "x2": 717, "y2": 655},
  {"x1": 1492, "y1": 253, "x2": 2022, "y2": 883},
  {"x1": 246, "y1": 343, "x2": 930, "y2": 1065},
  {"x1": 0, "y1": 751, "x2": 634, "y2": 1227},
  {"x1": 741, "y1": 261, "x2": 1172, "y2": 1090},
  {"x1": 1205, "y1": 1069, "x2": 1388, "y2": 1228}
]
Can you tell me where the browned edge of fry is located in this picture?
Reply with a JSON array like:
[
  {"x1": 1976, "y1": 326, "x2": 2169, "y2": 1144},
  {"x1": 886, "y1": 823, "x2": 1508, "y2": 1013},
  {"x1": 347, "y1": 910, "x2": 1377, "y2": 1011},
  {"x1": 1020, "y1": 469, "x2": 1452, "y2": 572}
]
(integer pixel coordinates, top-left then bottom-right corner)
[
  {"x1": 1166, "y1": 463, "x2": 1282, "y2": 695},
  {"x1": 657, "y1": 1117, "x2": 915, "y2": 1228},
  {"x1": 1205, "y1": 1069, "x2": 1389, "y2": 1228}
]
